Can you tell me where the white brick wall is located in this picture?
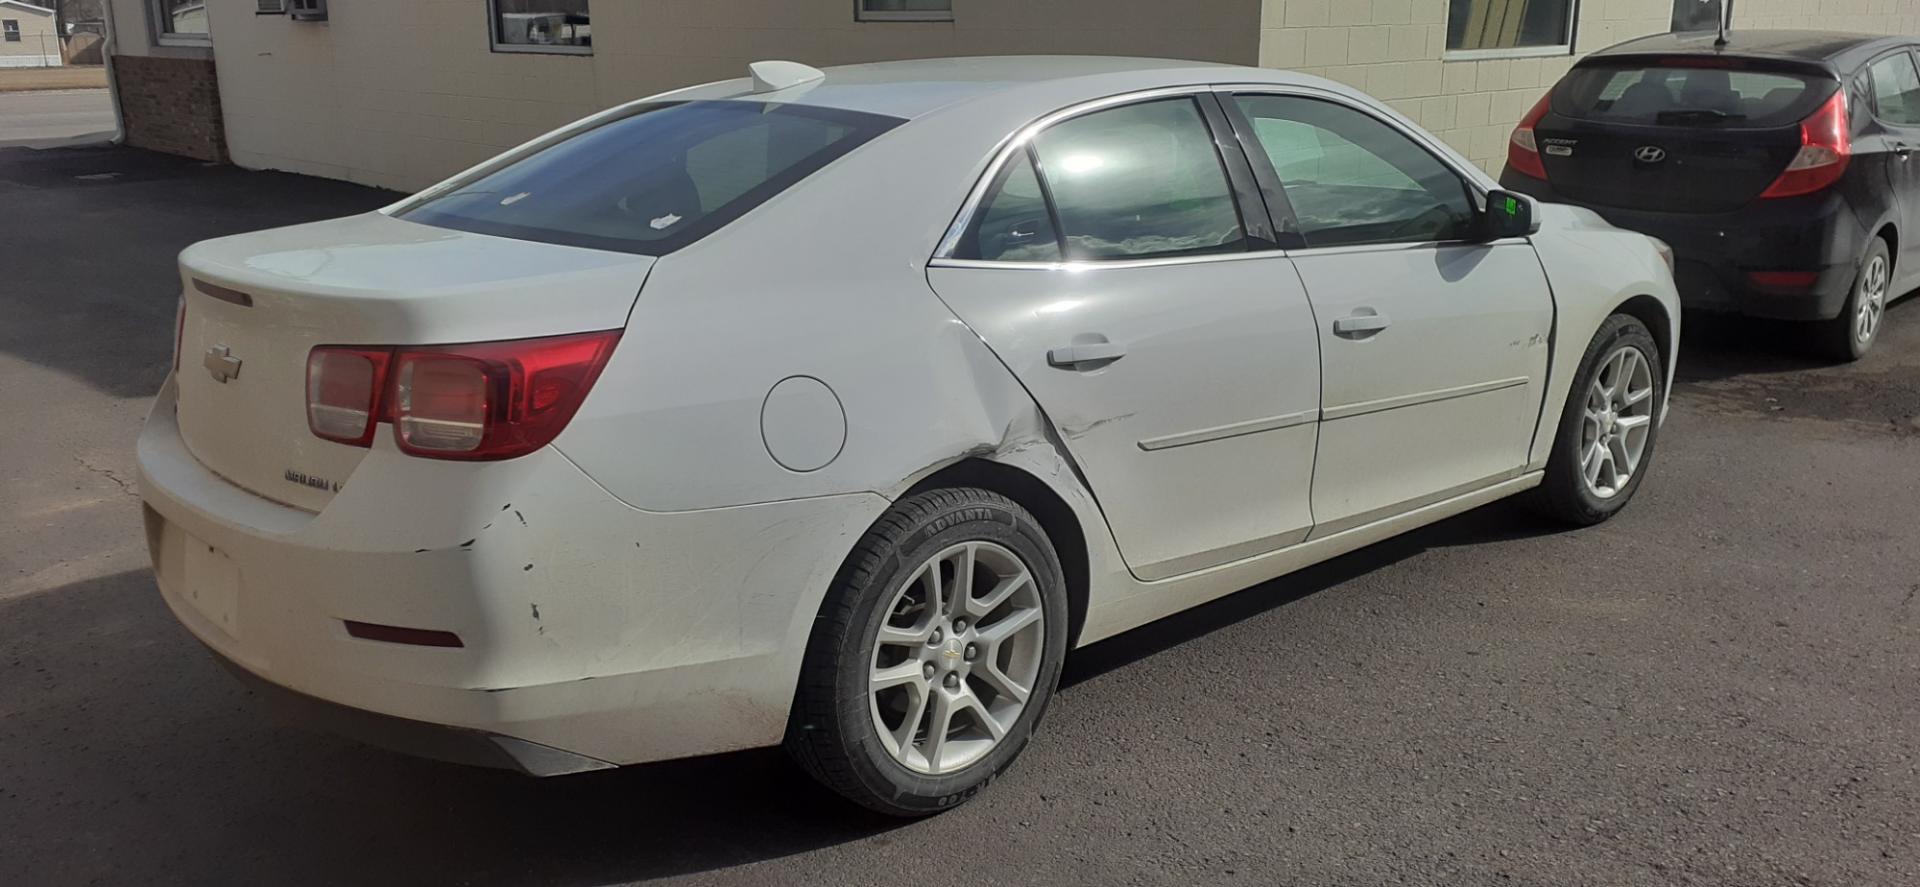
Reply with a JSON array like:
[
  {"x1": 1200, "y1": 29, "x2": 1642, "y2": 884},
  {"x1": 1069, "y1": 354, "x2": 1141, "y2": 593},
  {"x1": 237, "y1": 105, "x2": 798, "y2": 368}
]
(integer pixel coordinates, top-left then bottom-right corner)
[{"x1": 1262, "y1": 0, "x2": 1920, "y2": 175}]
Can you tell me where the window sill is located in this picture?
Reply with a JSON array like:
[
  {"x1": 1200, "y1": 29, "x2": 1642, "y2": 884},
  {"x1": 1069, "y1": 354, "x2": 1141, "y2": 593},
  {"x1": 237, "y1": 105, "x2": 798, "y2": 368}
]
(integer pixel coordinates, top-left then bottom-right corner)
[
  {"x1": 1443, "y1": 45, "x2": 1572, "y2": 62},
  {"x1": 856, "y1": 13, "x2": 954, "y2": 22},
  {"x1": 155, "y1": 35, "x2": 213, "y2": 48},
  {"x1": 490, "y1": 43, "x2": 593, "y2": 56}
]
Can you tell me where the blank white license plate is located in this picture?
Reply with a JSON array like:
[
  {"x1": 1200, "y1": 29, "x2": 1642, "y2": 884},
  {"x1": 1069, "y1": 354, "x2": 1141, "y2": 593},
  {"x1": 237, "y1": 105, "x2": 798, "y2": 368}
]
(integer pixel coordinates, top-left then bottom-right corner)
[{"x1": 181, "y1": 533, "x2": 242, "y2": 639}]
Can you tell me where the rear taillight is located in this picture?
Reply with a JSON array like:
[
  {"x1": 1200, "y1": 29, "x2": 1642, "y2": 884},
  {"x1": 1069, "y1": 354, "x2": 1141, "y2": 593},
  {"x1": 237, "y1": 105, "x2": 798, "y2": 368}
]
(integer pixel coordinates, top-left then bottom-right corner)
[
  {"x1": 1507, "y1": 91, "x2": 1553, "y2": 180},
  {"x1": 304, "y1": 330, "x2": 621, "y2": 461},
  {"x1": 1759, "y1": 90, "x2": 1851, "y2": 199},
  {"x1": 307, "y1": 347, "x2": 392, "y2": 446}
]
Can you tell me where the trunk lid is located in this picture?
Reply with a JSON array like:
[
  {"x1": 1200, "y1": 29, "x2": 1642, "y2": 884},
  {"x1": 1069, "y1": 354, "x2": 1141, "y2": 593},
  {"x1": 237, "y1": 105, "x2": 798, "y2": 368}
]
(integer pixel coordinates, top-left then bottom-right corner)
[
  {"x1": 174, "y1": 212, "x2": 653, "y2": 512},
  {"x1": 1536, "y1": 59, "x2": 1837, "y2": 213}
]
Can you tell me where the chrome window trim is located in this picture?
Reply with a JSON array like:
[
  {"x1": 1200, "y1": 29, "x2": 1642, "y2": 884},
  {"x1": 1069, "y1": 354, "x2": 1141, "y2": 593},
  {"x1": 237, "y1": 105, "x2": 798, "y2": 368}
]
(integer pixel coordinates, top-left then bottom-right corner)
[
  {"x1": 929, "y1": 248, "x2": 1289, "y2": 273},
  {"x1": 1214, "y1": 82, "x2": 1494, "y2": 200},
  {"x1": 932, "y1": 84, "x2": 1240, "y2": 263}
]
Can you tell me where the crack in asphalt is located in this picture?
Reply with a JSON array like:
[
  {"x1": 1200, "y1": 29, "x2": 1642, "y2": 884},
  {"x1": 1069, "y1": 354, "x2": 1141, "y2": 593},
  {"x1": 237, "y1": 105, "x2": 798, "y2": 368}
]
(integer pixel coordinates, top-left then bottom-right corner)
[{"x1": 72, "y1": 455, "x2": 137, "y2": 498}]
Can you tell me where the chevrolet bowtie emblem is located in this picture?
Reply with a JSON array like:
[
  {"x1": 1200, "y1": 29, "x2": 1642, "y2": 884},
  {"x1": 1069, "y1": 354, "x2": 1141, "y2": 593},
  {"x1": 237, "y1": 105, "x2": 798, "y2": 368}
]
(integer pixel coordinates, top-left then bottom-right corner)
[{"x1": 204, "y1": 344, "x2": 242, "y2": 384}]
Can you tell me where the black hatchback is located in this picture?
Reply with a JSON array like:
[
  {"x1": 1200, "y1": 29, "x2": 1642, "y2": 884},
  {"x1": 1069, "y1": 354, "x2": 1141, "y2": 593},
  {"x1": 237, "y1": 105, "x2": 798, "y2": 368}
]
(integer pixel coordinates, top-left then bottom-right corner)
[{"x1": 1501, "y1": 31, "x2": 1920, "y2": 360}]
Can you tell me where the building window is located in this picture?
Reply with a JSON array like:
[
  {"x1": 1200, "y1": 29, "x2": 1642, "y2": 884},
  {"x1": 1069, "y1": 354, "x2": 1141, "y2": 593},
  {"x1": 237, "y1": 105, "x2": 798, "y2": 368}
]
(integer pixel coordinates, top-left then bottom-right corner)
[
  {"x1": 1445, "y1": 0, "x2": 1576, "y2": 58},
  {"x1": 489, "y1": 0, "x2": 592, "y2": 54},
  {"x1": 1671, "y1": 0, "x2": 1725, "y2": 32},
  {"x1": 857, "y1": 1, "x2": 953, "y2": 23},
  {"x1": 2, "y1": 20, "x2": 19, "y2": 43},
  {"x1": 151, "y1": 0, "x2": 211, "y2": 45}
]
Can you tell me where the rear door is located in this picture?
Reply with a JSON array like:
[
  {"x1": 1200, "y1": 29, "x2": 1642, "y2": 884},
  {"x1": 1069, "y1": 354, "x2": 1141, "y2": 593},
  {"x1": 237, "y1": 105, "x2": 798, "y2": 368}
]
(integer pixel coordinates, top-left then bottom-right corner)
[
  {"x1": 928, "y1": 94, "x2": 1323, "y2": 582},
  {"x1": 1863, "y1": 48, "x2": 1920, "y2": 276},
  {"x1": 1224, "y1": 91, "x2": 1554, "y2": 537},
  {"x1": 1533, "y1": 59, "x2": 1835, "y2": 213}
]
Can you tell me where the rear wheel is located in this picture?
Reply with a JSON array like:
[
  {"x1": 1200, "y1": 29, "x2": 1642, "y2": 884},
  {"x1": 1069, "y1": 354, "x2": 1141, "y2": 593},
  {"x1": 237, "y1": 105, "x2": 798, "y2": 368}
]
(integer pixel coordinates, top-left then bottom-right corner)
[
  {"x1": 786, "y1": 488, "x2": 1067, "y2": 817},
  {"x1": 1533, "y1": 314, "x2": 1664, "y2": 526},
  {"x1": 1817, "y1": 237, "x2": 1890, "y2": 362}
]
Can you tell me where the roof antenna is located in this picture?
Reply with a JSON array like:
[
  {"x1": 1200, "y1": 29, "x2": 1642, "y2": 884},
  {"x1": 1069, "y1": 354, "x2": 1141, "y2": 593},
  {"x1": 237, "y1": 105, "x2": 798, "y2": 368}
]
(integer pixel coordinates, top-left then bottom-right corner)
[{"x1": 1713, "y1": 0, "x2": 1730, "y2": 48}]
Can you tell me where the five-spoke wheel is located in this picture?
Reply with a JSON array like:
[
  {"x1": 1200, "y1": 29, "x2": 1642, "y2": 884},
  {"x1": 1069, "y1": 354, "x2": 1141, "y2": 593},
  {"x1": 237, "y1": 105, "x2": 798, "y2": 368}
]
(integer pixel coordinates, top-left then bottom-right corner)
[{"x1": 1579, "y1": 344, "x2": 1656, "y2": 499}]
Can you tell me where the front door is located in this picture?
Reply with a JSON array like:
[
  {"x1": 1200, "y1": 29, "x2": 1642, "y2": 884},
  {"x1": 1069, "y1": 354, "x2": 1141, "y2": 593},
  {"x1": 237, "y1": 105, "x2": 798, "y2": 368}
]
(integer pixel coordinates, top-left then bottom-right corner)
[
  {"x1": 929, "y1": 95, "x2": 1322, "y2": 581},
  {"x1": 1865, "y1": 48, "x2": 1920, "y2": 285},
  {"x1": 1226, "y1": 91, "x2": 1555, "y2": 536}
]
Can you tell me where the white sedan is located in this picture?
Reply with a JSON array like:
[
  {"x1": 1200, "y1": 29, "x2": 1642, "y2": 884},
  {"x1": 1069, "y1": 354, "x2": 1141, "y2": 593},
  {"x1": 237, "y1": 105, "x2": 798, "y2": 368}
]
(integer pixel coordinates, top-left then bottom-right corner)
[{"x1": 138, "y1": 56, "x2": 1679, "y2": 815}]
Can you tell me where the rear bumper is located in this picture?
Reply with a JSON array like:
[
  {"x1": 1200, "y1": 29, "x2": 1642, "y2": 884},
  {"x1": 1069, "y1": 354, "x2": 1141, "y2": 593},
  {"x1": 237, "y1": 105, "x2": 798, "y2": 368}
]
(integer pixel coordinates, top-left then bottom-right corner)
[
  {"x1": 137, "y1": 375, "x2": 886, "y2": 770},
  {"x1": 1501, "y1": 173, "x2": 1865, "y2": 321}
]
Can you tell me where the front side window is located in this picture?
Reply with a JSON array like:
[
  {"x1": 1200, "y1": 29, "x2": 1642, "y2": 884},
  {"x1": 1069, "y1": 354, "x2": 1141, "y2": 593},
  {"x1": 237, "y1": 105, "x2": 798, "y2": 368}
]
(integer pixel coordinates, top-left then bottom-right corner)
[
  {"x1": 1447, "y1": 0, "x2": 1575, "y2": 55},
  {"x1": 489, "y1": 0, "x2": 591, "y2": 54},
  {"x1": 1027, "y1": 98, "x2": 1246, "y2": 261},
  {"x1": 1233, "y1": 95, "x2": 1475, "y2": 248},
  {"x1": 858, "y1": 1, "x2": 953, "y2": 22},
  {"x1": 1868, "y1": 52, "x2": 1920, "y2": 127},
  {"x1": 152, "y1": 0, "x2": 209, "y2": 43},
  {"x1": 399, "y1": 101, "x2": 901, "y2": 256}
]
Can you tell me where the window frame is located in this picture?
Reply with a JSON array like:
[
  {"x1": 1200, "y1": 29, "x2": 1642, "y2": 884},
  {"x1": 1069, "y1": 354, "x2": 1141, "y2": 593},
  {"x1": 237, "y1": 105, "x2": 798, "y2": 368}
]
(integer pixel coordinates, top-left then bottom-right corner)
[
  {"x1": 487, "y1": 0, "x2": 593, "y2": 56},
  {"x1": 935, "y1": 87, "x2": 1276, "y2": 267},
  {"x1": 149, "y1": 0, "x2": 212, "y2": 48},
  {"x1": 1443, "y1": 0, "x2": 1580, "y2": 62},
  {"x1": 855, "y1": 1, "x2": 954, "y2": 23},
  {"x1": 2, "y1": 20, "x2": 19, "y2": 43},
  {"x1": 1863, "y1": 47, "x2": 1920, "y2": 128},
  {"x1": 1220, "y1": 87, "x2": 1494, "y2": 254}
]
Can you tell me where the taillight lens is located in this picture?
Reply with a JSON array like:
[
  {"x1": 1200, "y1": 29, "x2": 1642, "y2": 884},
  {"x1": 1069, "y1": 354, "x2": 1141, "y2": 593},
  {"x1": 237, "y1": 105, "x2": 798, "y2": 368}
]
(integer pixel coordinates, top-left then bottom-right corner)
[
  {"x1": 1507, "y1": 91, "x2": 1553, "y2": 180},
  {"x1": 1759, "y1": 89, "x2": 1851, "y2": 199},
  {"x1": 307, "y1": 347, "x2": 392, "y2": 446},
  {"x1": 304, "y1": 330, "x2": 621, "y2": 461}
]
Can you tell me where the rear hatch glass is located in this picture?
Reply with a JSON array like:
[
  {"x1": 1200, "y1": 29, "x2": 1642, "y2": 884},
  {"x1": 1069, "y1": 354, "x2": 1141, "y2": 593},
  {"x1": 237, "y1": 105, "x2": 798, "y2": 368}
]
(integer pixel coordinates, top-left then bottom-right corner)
[
  {"x1": 398, "y1": 100, "x2": 902, "y2": 256},
  {"x1": 1538, "y1": 61, "x2": 1837, "y2": 213}
]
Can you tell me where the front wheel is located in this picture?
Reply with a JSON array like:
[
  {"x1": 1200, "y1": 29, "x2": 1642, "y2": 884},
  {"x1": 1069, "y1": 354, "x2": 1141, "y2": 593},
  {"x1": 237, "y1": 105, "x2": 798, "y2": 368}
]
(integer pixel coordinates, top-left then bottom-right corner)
[
  {"x1": 1533, "y1": 314, "x2": 1664, "y2": 525},
  {"x1": 785, "y1": 488, "x2": 1068, "y2": 817}
]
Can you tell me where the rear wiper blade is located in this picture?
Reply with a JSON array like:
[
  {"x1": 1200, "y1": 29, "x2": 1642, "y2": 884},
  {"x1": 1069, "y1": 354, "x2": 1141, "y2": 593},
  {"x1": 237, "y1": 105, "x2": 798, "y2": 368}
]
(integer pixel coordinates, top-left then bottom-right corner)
[{"x1": 1655, "y1": 108, "x2": 1746, "y2": 123}]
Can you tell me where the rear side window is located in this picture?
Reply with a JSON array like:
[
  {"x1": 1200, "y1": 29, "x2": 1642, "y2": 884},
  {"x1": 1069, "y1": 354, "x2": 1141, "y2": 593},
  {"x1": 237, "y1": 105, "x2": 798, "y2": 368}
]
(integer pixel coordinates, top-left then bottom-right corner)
[
  {"x1": 398, "y1": 101, "x2": 901, "y2": 255},
  {"x1": 1553, "y1": 64, "x2": 1831, "y2": 128},
  {"x1": 961, "y1": 151, "x2": 1062, "y2": 262},
  {"x1": 1867, "y1": 52, "x2": 1920, "y2": 126},
  {"x1": 1032, "y1": 98, "x2": 1246, "y2": 261}
]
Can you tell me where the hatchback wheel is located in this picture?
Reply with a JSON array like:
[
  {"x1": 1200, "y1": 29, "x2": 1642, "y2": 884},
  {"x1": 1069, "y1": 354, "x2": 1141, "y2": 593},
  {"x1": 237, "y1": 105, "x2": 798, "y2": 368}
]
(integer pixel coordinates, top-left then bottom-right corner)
[
  {"x1": 786, "y1": 487, "x2": 1068, "y2": 816},
  {"x1": 1819, "y1": 238, "x2": 1890, "y2": 362},
  {"x1": 1533, "y1": 314, "x2": 1664, "y2": 525}
]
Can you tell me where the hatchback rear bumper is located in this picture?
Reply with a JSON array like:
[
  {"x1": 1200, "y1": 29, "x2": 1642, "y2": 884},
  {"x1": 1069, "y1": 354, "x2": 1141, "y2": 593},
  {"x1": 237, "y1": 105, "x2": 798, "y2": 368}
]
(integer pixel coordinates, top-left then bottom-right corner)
[
  {"x1": 137, "y1": 375, "x2": 885, "y2": 771},
  {"x1": 1501, "y1": 175, "x2": 1865, "y2": 321}
]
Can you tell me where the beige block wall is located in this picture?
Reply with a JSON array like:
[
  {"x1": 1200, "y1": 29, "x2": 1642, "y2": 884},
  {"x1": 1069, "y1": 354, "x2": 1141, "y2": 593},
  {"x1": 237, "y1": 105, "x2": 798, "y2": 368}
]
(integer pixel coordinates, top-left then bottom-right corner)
[
  {"x1": 1263, "y1": 0, "x2": 1920, "y2": 175},
  {"x1": 206, "y1": 0, "x2": 1262, "y2": 193}
]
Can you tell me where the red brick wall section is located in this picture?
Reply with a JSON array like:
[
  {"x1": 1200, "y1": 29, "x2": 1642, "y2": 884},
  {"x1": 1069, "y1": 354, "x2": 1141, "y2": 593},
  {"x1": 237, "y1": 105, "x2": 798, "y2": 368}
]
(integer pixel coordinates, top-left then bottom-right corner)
[{"x1": 112, "y1": 55, "x2": 227, "y2": 163}]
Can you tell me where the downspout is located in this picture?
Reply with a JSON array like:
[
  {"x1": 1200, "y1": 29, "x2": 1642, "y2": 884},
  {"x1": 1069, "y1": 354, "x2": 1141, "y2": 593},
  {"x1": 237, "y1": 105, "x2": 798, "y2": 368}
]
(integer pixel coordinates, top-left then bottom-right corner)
[{"x1": 99, "y1": 0, "x2": 128, "y2": 145}]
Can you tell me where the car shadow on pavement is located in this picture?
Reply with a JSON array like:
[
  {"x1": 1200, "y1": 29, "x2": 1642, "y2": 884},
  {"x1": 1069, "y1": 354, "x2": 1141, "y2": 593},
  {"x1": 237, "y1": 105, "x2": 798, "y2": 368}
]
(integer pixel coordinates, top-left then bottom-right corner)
[
  {"x1": 1062, "y1": 498, "x2": 1567, "y2": 689},
  {"x1": 0, "y1": 569, "x2": 905, "y2": 887},
  {"x1": 1673, "y1": 291, "x2": 1920, "y2": 385}
]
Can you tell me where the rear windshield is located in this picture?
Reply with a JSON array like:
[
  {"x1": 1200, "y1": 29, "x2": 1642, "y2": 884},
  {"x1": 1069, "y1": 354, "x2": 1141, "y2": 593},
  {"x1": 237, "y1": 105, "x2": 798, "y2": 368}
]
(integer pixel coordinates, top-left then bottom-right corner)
[
  {"x1": 1552, "y1": 63, "x2": 1834, "y2": 127},
  {"x1": 398, "y1": 101, "x2": 902, "y2": 255}
]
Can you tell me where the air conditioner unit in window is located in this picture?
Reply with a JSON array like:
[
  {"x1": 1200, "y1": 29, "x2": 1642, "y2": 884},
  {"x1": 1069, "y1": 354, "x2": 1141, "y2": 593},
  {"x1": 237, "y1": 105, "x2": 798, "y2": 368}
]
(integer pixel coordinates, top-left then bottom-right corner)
[
  {"x1": 256, "y1": 0, "x2": 288, "y2": 13},
  {"x1": 289, "y1": 0, "x2": 327, "y2": 21}
]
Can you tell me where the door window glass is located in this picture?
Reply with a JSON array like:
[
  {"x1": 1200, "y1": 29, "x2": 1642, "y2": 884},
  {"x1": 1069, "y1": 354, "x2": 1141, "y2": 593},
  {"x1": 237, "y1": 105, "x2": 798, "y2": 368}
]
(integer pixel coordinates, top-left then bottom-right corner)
[
  {"x1": 1868, "y1": 52, "x2": 1920, "y2": 126},
  {"x1": 958, "y1": 151, "x2": 1062, "y2": 262},
  {"x1": 1233, "y1": 95, "x2": 1475, "y2": 248},
  {"x1": 1030, "y1": 98, "x2": 1246, "y2": 261}
]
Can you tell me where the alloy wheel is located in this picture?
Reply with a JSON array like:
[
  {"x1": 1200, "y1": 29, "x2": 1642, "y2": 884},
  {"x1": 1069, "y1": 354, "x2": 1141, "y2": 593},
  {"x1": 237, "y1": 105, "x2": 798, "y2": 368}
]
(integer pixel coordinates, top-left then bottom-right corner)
[
  {"x1": 868, "y1": 541, "x2": 1045, "y2": 775},
  {"x1": 1580, "y1": 344, "x2": 1656, "y2": 499},
  {"x1": 1856, "y1": 253, "x2": 1889, "y2": 346}
]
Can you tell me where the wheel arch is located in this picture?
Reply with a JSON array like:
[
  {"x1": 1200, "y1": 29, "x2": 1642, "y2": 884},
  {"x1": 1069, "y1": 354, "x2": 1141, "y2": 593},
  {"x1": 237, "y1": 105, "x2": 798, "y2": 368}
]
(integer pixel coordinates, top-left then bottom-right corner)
[
  {"x1": 1873, "y1": 221, "x2": 1898, "y2": 271},
  {"x1": 1611, "y1": 293, "x2": 1675, "y2": 371},
  {"x1": 902, "y1": 459, "x2": 1091, "y2": 650}
]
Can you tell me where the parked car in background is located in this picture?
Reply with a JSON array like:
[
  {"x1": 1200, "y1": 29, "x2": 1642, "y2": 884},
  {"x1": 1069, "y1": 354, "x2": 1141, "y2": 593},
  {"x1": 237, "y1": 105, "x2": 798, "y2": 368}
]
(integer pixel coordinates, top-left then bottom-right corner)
[
  {"x1": 1502, "y1": 31, "x2": 1920, "y2": 360},
  {"x1": 139, "y1": 57, "x2": 1679, "y2": 817}
]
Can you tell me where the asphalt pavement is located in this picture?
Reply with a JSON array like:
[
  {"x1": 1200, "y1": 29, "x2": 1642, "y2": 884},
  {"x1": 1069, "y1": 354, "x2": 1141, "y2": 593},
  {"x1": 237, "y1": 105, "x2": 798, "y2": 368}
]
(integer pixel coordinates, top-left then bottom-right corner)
[
  {"x1": 2, "y1": 146, "x2": 1917, "y2": 887},
  {"x1": 0, "y1": 88, "x2": 116, "y2": 147}
]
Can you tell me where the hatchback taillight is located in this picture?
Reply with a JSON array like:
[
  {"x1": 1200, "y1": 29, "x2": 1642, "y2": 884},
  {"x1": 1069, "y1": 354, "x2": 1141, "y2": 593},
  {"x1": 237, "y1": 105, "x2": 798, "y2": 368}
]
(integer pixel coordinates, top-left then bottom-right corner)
[
  {"x1": 305, "y1": 330, "x2": 621, "y2": 461},
  {"x1": 1759, "y1": 89, "x2": 1851, "y2": 199},
  {"x1": 1507, "y1": 91, "x2": 1553, "y2": 181}
]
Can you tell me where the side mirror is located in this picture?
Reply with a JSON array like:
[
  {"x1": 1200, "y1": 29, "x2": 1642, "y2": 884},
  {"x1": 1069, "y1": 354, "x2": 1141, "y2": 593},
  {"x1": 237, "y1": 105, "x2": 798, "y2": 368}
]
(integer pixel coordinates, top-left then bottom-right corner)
[{"x1": 1482, "y1": 190, "x2": 1539, "y2": 240}]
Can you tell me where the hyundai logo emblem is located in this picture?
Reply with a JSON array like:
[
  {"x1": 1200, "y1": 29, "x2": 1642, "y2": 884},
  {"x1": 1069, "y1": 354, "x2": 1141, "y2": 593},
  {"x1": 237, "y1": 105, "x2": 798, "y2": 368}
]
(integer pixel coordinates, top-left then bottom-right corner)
[{"x1": 1633, "y1": 145, "x2": 1668, "y2": 164}]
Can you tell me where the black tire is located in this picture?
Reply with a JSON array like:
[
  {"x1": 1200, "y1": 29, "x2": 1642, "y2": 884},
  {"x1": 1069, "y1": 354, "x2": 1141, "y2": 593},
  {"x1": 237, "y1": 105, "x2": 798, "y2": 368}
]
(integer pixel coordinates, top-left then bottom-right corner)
[
  {"x1": 1815, "y1": 237, "x2": 1890, "y2": 363},
  {"x1": 785, "y1": 487, "x2": 1069, "y2": 817},
  {"x1": 1533, "y1": 314, "x2": 1665, "y2": 526}
]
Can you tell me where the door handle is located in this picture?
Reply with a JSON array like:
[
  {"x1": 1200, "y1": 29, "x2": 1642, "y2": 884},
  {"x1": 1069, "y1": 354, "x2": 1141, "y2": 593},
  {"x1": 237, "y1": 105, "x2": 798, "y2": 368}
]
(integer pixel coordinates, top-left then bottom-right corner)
[
  {"x1": 1047, "y1": 340, "x2": 1126, "y2": 369},
  {"x1": 1332, "y1": 312, "x2": 1392, "y2": 337},
  {"x1": 1896, "y1": 142, "x2": 1915, "y2": 159}
]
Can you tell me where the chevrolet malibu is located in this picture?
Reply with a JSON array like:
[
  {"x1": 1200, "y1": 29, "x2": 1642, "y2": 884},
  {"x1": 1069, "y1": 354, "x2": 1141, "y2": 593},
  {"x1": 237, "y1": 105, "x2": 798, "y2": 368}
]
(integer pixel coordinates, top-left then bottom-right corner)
[{"x1": 139, "y1": 57, "x2": 1680, "y2": 816}]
